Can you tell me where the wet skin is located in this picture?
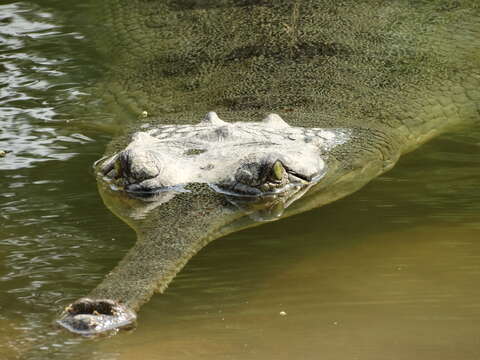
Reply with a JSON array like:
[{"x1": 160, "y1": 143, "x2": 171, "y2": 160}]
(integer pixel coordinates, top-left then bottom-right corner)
[{"x1": 57, "y1": 0, "x2": 479, "y2": 334}]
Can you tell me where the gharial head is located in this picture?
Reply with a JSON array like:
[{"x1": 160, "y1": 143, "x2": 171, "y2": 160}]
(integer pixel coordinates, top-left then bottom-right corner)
[{"x1": 96, "y1": 112, "x2": 350, "y2": 218}]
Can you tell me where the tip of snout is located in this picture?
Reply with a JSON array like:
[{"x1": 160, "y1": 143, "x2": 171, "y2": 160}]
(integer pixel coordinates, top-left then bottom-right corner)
[{"x1": 57, "y1": 298, "x2": 136, "y2": 335}]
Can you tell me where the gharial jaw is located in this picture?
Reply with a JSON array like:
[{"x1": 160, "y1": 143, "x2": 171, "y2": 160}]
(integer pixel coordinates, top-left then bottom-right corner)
[{"x1": 96, "y1": 112, "x2": 352, "y2": 214}]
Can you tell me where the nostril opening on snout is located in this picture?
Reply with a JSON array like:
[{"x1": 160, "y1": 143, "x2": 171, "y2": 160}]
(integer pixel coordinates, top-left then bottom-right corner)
[
  {"x1": 58, "y1": 298, "x2": 138, "y2": 334},
  {"x1": 66, "y1": 299, "x2": 117, "y2": 316}
]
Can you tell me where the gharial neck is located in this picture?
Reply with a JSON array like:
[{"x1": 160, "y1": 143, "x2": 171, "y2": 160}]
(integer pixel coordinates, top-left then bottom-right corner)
[{"x1": 386, "y1": 77, "x2": 480, "y2": 156}]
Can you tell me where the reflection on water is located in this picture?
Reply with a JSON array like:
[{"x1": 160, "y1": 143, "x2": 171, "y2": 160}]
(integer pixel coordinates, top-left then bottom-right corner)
[
  {"x1": 0, "y1": 1, "x2": 127, "y2": 358},
  {"x1": 0, "y1": 1, "x2": 479, "y2": 359},
  {"x1": 0, "y1": 1, "x2": 101, "y2": 170},
  {"x1": 89, "y1": 127, "x2": 480, "y2": 360},
  {"x1": 93, "y1": 227, "x2": 480, "y2": 360}
]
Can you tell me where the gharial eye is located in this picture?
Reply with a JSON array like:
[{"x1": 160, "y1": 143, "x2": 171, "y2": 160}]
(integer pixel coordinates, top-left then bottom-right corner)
[{"x1": 270, "y1": 160, "x2": 286, "y2": 182}]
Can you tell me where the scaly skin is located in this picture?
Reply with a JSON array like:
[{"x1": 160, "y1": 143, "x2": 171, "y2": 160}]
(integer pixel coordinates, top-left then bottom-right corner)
[{"x1": 57, "y1": 0, "x2": 479, "y2": 334}]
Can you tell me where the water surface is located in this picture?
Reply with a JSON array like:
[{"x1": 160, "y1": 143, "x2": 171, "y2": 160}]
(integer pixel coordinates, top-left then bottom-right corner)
[{"x1": 0, "y1": 2, "x2": 479, "y2": 359}]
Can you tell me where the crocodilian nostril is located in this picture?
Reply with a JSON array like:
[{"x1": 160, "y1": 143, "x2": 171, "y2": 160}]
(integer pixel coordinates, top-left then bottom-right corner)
[
  {"x1": 57, "y1": 298, "x2": 137, "y2": 335},
  {"x1": 115, "y1": 149, "x2": 160, "y2": 183}
]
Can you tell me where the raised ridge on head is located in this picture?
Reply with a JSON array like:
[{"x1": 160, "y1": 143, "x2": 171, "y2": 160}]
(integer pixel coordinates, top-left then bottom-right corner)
[
  {"x1": 202, "y1": 111, "x2": 227, "y2": 125},
  {"x1": 262, "y1": 114, "x2": 290, "y2": 129}
]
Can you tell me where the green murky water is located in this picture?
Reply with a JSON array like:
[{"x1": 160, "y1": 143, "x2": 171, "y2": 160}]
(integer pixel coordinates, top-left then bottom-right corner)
[{"x1": 1, "y1": 2, "x2": 479, "y2": 359}]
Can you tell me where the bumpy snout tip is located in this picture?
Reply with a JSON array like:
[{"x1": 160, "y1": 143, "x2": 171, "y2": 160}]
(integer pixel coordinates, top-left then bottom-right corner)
[{"x1": 57, "y1": 298, "x2": 137, "y2": 335}]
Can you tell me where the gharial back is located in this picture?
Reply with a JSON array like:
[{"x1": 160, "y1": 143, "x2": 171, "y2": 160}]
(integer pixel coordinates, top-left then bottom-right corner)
[
  {"x1": 57, "y1": 1, "x2": 479, "y2": 335},
  {"x1": 95, "y1": 0, "x2": 479, "y2": 154}
]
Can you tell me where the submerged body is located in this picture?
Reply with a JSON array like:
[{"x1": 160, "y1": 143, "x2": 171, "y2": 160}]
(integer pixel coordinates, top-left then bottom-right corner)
[{"x1": 58, "y1": 0, "x2": 479, "y2": 334}]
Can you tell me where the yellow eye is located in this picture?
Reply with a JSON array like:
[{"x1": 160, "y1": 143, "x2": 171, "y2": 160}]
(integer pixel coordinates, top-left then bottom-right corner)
[{"x1": 271, "y1": 160, "x2": 285, "y2": 181}]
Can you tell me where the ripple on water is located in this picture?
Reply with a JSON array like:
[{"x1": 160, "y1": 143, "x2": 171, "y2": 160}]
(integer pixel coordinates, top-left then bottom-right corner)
[
  {"x1": 0, "y1": 1, "x2": 479, "y2": 359},
  {"x1": 0, "y1": 2, "x2": 120, "y2": 357},
  {"x1": 0, "y1": 2, "x2": 99, "y2": 170}
]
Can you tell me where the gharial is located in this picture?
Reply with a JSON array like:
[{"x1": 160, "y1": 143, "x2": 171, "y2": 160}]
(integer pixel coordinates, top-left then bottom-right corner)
[{"x1": 57, "y1": 0, "x2": 479, "y2": 334}]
